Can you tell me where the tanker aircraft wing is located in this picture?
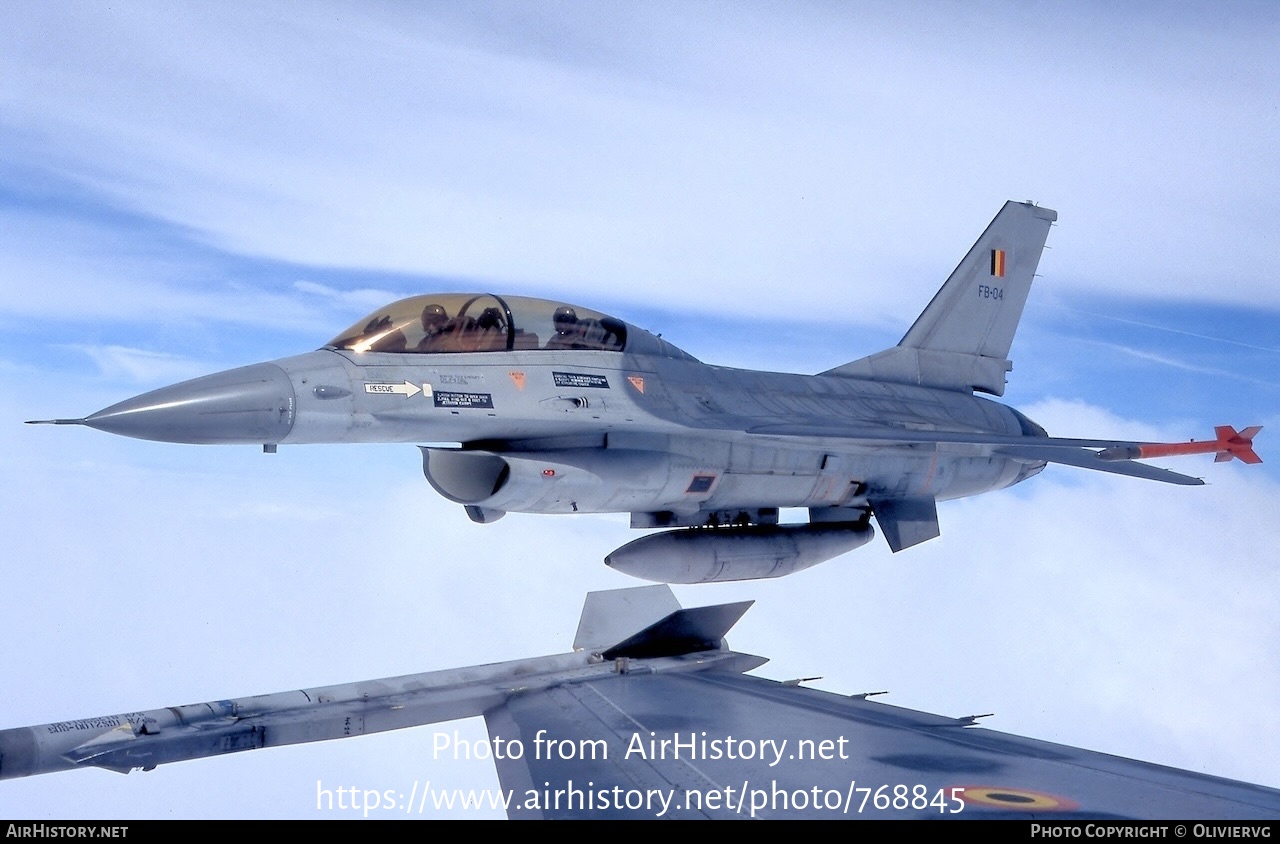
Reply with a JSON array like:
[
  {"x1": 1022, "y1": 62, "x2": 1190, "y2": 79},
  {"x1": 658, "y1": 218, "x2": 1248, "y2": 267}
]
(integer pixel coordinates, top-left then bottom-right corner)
[{"x1": 4, "y1": 586, "x2": 1278, "y2": 820}]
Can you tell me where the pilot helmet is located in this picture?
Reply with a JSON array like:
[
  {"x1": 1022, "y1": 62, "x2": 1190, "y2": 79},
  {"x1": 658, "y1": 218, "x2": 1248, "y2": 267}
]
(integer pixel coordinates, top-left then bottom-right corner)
[
  {"x1": 553, "y1": 306, "x2": 578, "y2": 332},
  {"x1": 420, "y1": 303, "x2": 448, "y2": 330}
]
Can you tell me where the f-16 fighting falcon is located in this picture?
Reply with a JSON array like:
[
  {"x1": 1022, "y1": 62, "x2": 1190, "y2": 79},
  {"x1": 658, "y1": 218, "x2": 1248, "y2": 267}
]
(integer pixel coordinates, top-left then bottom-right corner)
[{"x1": 30, "y1": 202, "x2": 1261, "y2": 583}]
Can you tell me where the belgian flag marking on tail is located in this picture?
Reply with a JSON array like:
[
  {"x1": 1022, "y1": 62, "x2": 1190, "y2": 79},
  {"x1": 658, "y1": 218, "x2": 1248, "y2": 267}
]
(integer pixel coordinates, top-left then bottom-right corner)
[{"x1": 990, "y1": 248, "x2": 1006, "y2": 278}]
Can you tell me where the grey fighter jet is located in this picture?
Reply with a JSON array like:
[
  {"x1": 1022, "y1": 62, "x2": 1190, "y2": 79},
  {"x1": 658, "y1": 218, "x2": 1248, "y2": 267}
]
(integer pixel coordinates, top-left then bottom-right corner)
[{"x1": 30, "y1": 202, "x2": 1261, "y2": 583}]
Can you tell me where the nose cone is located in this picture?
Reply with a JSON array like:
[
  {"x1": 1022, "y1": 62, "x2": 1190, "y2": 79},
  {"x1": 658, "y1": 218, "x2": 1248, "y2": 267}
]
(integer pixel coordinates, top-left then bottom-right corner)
[{"x1": 83, "y1": 362, "x2": 296, "y2": 444}]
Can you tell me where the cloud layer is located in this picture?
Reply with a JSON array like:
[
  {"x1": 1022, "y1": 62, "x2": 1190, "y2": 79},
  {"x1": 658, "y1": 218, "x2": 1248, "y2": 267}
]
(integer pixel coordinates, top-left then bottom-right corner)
[{"x1": 2, "y1": 2, "x2": 1277, "y2": 819}]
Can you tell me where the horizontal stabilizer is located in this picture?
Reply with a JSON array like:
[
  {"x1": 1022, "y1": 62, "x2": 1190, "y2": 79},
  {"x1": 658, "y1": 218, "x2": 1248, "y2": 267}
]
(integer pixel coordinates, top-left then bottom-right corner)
[
  {"x1": 1001, "y1": 446, "x2": 1205, "y2": 486},
  {"x1": 601, "y1": 601, "x2": 754, "y2": 660}
]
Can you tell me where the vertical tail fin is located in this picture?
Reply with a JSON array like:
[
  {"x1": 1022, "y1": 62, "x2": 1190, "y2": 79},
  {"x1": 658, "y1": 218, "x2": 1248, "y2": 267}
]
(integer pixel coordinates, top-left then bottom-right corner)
[{"x1": 824, "y1": 200, "x2": 1057, "y2": 396}]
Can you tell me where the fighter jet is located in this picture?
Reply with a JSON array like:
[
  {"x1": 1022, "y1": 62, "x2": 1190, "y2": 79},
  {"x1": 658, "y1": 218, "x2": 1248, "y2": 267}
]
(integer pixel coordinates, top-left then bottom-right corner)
[
  {"x1": 29, "y1": 201, "x2": 1261, "y2": 583},
  {"x1": 4, "y1": 585, "x2": 1278, "y2": 819}
]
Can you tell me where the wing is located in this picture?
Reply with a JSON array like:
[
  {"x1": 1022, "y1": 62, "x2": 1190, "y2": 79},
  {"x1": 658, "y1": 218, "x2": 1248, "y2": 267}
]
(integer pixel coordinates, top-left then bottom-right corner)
[
  {"x1": 6, "y1": 586, "x2": 1278, "y2": 819},
  {"x1": 487, "y1": 672, "x2": 1280, "y2": 819}
]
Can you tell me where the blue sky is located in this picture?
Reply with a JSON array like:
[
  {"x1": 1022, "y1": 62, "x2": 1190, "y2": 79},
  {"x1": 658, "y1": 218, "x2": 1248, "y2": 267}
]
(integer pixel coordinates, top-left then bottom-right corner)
[{"x1": 1, "y1": 1, "x2": 1278, "y2": 819}]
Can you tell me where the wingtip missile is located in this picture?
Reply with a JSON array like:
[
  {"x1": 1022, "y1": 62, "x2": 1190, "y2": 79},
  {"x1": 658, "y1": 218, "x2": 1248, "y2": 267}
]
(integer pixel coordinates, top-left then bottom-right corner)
[
  {"x1": 1097, "y1": 425, "x2": 1262, "y2": 466},
  {"x1": 1215, "y1": 425, "x2": 1262, "y2": 464}
]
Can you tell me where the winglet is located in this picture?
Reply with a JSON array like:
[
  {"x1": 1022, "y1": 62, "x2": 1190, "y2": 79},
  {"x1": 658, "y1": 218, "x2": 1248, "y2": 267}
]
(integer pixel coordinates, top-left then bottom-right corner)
[
  {"x1": 574, "y1": 584, "x2": 755, "y2": 659},
  {"x1": 601, "y1": 600, "x2": 754, "y2": 660},
  {"x1": 574, "y1": 585, "x2": 680, "y2": 653}
]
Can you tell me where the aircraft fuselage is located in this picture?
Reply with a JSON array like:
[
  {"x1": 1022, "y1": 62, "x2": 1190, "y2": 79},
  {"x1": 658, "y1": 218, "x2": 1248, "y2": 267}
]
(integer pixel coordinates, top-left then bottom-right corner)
[
  {"x1": 39, "y1": 204, "x2": 1237, "y2": 582},
  {"x1": 105, "y1": 345, "x2": 1042, "y2": 527}
]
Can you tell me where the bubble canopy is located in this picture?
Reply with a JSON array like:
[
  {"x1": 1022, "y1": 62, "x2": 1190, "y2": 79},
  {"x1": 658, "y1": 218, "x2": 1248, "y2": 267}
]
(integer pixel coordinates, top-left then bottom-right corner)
[{"x1": 327, "y1": 293, "x2": 695, "y2": 360}]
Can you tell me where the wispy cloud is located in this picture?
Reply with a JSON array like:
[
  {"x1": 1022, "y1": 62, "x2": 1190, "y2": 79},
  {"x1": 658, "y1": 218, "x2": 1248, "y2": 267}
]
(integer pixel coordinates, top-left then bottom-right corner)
[
  {"x1": 3, "y1": 3, "x2": 1278, "y2": 819},
  {"x1": 1062, "y1": 307, "x2": 1280, "y2": 355},
  {"x1": 1090, "y1": 339, "x2": 1280, "y2": 388},
  {"x1": 293, "y1": 280, "x2": 403, "y2": 312},
  {"x1": 3, "y1": 5, "x2": 1279, "y2": 319},
  {"x1": 61, "y1": 344, "x2": 205, "y2": 384}
]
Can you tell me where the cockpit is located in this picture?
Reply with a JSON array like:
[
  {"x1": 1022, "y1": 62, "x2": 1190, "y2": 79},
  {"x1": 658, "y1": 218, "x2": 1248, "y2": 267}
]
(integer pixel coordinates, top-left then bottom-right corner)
[{"x1": 327, "y1": 294, "x2": 696, "y2": 361}]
